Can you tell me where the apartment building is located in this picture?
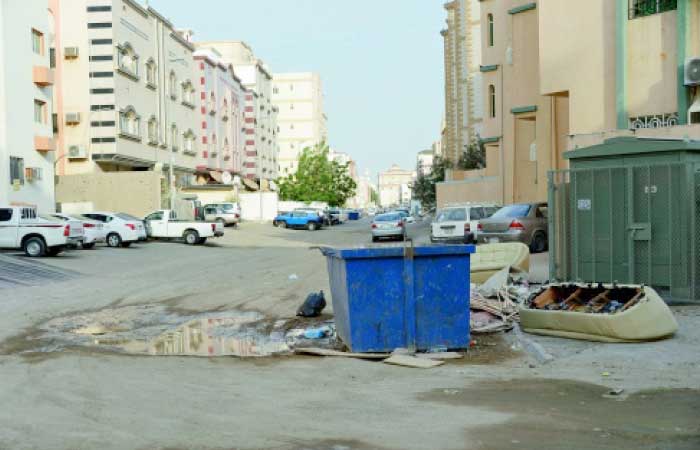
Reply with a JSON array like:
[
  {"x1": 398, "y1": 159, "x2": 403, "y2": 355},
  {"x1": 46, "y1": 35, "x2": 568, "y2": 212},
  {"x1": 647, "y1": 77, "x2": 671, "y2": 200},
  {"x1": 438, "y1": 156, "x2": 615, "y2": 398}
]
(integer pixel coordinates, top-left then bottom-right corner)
[
  {"x1": 51, "y1": 0, "x2": 200, "y2": 213},
  {"x1": 441, "y1": 0, "x2": 483, "y2": 165},
  {"x1": 378, "y1": 165, "x2": 415, "y2": 207},
  {"x1": 417, "y1": 150, "x2": 435, "y2": 177},
  {"x1": 272, "y1": 72, "x2": 327, "y2": 175},
  {"x1": 199, "y1": 41, "x2": 278, "y2": 183},
  {"x1": 192, "y1": 45, "x2": 246, "y2": 178},
  {"x1": 0, "y1": 0, "x2": 55, "y2": 211}
]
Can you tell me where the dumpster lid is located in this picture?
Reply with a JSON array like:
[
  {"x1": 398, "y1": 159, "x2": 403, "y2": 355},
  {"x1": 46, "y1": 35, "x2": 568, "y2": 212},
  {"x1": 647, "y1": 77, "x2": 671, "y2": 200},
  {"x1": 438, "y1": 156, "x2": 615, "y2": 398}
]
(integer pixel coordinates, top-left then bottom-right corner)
[{"x1": 321, "y1": 245, "x2": 476, "y2": 260}]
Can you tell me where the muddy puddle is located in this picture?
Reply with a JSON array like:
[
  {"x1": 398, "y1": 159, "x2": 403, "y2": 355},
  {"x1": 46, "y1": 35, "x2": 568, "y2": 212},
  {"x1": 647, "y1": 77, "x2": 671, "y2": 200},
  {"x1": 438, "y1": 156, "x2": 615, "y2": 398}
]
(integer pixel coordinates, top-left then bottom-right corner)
[
  {"x1": 9, "y1": 304, "x2": 338, "y2": 358},
  {"x1": 419, "y1": 378, "x2": 700, "y2": 450}
]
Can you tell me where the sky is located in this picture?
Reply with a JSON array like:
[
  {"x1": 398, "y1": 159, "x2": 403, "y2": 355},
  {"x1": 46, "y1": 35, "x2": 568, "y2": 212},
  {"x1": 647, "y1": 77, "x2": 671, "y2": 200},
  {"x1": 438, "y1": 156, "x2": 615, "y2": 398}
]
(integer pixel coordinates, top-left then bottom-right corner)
[{"x1": 149, "y1": 0, "x2": 445, "y2": 180}]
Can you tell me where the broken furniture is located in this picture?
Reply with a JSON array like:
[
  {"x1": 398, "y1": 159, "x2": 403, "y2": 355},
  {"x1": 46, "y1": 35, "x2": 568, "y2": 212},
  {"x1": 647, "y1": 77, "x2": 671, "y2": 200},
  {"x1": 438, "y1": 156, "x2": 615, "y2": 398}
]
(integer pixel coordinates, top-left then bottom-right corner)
[{"x1": 470, "y1": 242, "x2": 530, "y2": 284}]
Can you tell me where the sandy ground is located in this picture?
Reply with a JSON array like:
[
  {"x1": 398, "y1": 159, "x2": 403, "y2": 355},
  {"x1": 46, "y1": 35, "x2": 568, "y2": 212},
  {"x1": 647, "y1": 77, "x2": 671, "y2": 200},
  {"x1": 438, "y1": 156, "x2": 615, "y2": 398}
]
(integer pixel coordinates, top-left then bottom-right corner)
[{"x1": 0, "y1": 218, "x2": 698, "y2": 450}]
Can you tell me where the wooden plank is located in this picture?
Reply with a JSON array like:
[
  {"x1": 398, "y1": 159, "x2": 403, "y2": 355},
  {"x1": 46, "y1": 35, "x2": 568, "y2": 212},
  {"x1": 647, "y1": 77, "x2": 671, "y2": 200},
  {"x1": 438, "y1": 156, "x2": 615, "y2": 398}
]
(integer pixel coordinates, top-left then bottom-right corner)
[
  {"x1": 383, "y1": 355, "x2": 445, "y2": 368},
  {"x1": 416, "y1": 352, "x2": 463, "y2": 360},
  {"x1": 295, "y1": 347, "x2": 389, "y2": 360}
]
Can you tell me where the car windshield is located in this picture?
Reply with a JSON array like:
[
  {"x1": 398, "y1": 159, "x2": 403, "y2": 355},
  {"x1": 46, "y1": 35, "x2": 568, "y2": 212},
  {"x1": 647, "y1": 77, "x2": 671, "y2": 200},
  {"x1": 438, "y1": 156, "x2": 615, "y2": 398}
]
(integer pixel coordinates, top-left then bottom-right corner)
[
  {"x1": 375, "y1": 214, "x2": 400, "y2": 222},
  {"x1": 116, "y1": 213, "x2": 141, "y2": 221},
  {"x1": 436, "y1": 208, "x2": 467, "y2": 222},
  {"x1": 492, "y1": 204, "x2": 531, "y2": 219}
]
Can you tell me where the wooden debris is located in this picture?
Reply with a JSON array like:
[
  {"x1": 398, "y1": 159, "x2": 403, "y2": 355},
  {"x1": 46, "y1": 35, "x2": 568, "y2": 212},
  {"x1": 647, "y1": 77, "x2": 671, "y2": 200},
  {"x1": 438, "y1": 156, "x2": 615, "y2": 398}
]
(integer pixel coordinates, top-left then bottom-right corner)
[
  {"x1": 294, "y1": 347, "x2": 389, "y2": 360},
  {"x1": 383, "y1": 355, "x2": 445, "y2": 368}
]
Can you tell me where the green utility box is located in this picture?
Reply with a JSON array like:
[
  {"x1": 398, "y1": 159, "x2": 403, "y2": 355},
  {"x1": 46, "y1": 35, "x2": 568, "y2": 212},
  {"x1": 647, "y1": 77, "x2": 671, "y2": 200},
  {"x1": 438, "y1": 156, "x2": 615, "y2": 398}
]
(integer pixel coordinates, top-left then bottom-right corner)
[{"x1": 549, "y1": 137, "x2": 700, "y2": 303}]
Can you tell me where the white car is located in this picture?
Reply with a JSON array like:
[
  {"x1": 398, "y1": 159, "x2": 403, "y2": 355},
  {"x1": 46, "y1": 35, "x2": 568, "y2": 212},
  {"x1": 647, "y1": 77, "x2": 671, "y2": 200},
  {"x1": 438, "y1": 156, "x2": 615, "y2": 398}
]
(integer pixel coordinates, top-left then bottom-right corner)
[
  {"x1": 144, "y1": 209, "x2": 223, "y2": 245},
  {"x1": 51, "y1": 213, "x2": 106, "y2": 249},
  {"x1": 0, "y1": 205, "x2": 84, "y2": 257},
  {"x1": 82, "y1": 212, "x2": 147, "y2": 248},
  {"x1": 431, "y1": 203, "x2": 500, "y2": 244}
]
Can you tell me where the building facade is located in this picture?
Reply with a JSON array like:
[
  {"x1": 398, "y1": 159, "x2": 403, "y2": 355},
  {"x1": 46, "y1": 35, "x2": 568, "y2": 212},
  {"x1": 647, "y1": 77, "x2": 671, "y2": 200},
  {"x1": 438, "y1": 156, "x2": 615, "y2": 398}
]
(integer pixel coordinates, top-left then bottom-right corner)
[
  {"x1": 0, "y1": 0, "x2": 55, "y2": 210},
  {"x1": 417, "y1": 149, "x2": 435, "y2": 177},
  {"x1": 51, "y1": 0, "x2": 200, "y2": 212},
  {"x1": 378, "y1": 165, "x2": 415, "y2": 207},
  {"x1": 199, "y1": 41, "x2": 278, "y2": 183},
  {"x1": 193, "y1": 46, "x2": 246, "y2": 179},
  {"x1": 441, "y1": 0, "x2": 483, "y2": 165}
]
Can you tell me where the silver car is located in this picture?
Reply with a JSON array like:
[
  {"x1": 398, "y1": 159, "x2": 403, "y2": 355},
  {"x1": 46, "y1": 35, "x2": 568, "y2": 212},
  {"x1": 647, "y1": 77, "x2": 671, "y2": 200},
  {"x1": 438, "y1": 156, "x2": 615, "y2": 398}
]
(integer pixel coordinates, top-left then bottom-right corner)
[
  {"x1": 371, "y1": 212, "x2": 406, "y2": 242},
  {"x1": 477, "y1": 202, "x2": 549, "y2": 253}
]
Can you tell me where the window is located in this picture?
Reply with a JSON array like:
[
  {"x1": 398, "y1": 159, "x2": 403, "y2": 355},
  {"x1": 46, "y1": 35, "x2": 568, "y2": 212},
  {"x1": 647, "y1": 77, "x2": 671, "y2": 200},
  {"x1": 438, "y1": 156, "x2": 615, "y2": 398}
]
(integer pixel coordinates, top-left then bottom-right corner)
[
  {"x1": 492, "y1": 204, "x2": 531, "y2": 219},
  {"x1": 50, "y1": 48, "x2": 56, "y2": 68},
  {"x1": 488, "y1": 85, "x2": 496, "y2": 118},
  {"x1": 87, "y1": 22, "x2": 112, "y2": 29},
  {"x1": 34, "y1": 100, "x2": 46, "y2": 124},
  {"x1": 145, "y1": 211, "x2": 164, "y2": 221},
  {"x1": 90, "y1": 38, "x2": 112, "y2": 45},
  {"x1": 290, "y1": 104, "x2": 295, "y2": 111},
  {"x1": 147, "y1": 117, "x2": 158, "y2": 144},
  {"x1": 289, "y1": 84, "x2": 294, "y2": 91},
  {"x1": 117, "y1": 43, "x2": 139, "y2": 78},
  {"x1": 10, "y1": 157, "x2": 24, "y2": 185},
  {"x1": 87, "y1": 5, "x2": 111, "y2": 12},
  {"x1": 273, "y1": 86, "x2": 279, "y2": 94},
  {"x1": 145, "y1": 59, "x2": 157, "y2": 87},
  {"x1": 169, "y1": 72, "x2": 177, "y2": 100},
  {"x1": 183, "y1": 130, "x2": 195, "y2": 154},
  {"x1": 32, "y1": 29, "x2": 44, "y2": 55},
  {"x1": 0, "y1": 209, "x2": 12, "y2": 222},
  {"x1": 487, "y1": 14, "x2": 494, "y2": 47},
  {"x1": 118, "y1": 106, "x2": 140, "y2": 138},
  {"x1": 436, "y1": 208, "x2": 467, "y2": 222},
  {"x1": 171, "y1": 124, "x2": 179, "y2": 150},
  {"x1": 209, "y1": 92, "x2": 216, "y2": 112},
  {"x1": 181, "y1": 81, "x2": 194, "y2": 105},
  {"x1": 469, "y1": 207, "x2": 485, "y2": 220},
  {"x1": 629, "y1": 0, "x2": 677, "y2": 19}
]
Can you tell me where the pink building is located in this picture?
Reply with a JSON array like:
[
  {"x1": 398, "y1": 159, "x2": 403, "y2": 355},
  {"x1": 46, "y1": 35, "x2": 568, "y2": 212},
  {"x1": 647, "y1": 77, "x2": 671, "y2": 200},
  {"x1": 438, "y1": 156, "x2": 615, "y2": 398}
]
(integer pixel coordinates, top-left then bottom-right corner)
[{"x1": 193, "y1": 47, "x2": 245, "y2": 179}]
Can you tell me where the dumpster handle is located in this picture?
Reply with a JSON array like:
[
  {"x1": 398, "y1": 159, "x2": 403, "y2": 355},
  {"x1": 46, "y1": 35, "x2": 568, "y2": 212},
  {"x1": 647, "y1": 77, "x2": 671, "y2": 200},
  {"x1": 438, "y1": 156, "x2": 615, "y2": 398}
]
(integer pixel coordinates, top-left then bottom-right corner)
[{"x1": 403, "y1": 238, "x2": 417, "y2": 352}]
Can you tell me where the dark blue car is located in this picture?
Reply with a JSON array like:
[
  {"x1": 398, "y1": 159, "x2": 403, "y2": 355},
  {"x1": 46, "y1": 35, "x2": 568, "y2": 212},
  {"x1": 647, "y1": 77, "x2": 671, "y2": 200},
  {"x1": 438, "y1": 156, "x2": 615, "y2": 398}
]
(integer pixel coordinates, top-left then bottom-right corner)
[{"x1": 273, "y1": 211, "x2": 323, "y2": 231}]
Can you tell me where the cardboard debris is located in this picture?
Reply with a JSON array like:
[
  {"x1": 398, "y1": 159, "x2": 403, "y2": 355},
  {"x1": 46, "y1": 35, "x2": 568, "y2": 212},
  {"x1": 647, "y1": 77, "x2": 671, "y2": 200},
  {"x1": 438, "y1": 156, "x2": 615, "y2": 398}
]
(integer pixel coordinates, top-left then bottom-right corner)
[
  {"x1": 383, "y1": 354, "x2": 445, "y2": 368},
  {"x1": 294, "y1": 347, "x2": 389, "y2": 360}
]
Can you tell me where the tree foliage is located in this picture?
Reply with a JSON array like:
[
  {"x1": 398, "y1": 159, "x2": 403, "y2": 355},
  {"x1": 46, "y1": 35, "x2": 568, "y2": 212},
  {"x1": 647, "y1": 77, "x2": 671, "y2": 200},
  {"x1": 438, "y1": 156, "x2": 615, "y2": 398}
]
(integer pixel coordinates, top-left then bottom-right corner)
[{"x1": 277, "y1": 142, "x2": 357, "y2": 207}]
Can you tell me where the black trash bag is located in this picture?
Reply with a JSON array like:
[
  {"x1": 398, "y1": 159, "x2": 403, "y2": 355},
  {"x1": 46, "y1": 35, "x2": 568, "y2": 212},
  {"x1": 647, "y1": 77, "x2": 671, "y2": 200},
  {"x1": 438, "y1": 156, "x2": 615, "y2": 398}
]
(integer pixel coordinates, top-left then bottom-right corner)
[{"x1": 297, "y1": 291, "x2": 326, "y2": 317}]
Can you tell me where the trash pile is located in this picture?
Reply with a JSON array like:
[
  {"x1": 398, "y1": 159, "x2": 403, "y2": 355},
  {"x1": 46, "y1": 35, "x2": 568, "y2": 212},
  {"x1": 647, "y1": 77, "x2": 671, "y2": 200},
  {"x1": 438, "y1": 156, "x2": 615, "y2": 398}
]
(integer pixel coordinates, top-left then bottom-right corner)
[
  {"x1": 469, "y1": 266, "x2": 534, "y2": 334},
  {"x1": 525, "y1": 284, "x2": 643, "y2": 314}
]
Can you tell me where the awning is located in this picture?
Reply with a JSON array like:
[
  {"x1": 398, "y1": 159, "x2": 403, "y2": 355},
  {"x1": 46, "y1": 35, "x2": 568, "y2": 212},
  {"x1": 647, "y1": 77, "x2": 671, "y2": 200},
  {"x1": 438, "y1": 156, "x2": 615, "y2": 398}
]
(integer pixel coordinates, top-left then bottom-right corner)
[
  {"x1": 209, "y1": 171, "x2": 223, "y2": 183},
  {"x1": 242, "y1": 178, "x2": 259, "y2": 191}
]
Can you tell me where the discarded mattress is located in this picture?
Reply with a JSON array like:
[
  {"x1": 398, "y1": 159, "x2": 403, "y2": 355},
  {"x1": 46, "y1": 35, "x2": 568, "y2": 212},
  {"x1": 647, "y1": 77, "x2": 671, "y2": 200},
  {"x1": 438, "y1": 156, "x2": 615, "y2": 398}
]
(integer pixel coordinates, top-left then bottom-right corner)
[
  {"x1": 520, "y1": 283, "x2": 678, "y2": 342},
  {"x1": 471, "y1": 243, "x2": 530, "y2": 284}
]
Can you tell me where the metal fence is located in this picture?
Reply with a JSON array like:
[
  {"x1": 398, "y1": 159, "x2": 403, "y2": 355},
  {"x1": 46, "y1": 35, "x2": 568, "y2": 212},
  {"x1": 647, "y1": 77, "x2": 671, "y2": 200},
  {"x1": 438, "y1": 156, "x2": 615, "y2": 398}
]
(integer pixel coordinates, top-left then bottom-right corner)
[{"x1": 548, "y1": 163, "x2": 699, "y2": 303}]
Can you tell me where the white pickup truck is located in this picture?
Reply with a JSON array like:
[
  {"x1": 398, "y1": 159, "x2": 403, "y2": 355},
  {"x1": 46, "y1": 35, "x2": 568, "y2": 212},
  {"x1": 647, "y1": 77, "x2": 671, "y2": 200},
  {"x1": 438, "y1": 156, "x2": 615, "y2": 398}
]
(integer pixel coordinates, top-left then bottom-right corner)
[
  {"x1": 0, "y1": 206, "x2": 84, "y2": 257},
  {"x1": 143, "y1": 210, "x2": 223, "y2": 245}
]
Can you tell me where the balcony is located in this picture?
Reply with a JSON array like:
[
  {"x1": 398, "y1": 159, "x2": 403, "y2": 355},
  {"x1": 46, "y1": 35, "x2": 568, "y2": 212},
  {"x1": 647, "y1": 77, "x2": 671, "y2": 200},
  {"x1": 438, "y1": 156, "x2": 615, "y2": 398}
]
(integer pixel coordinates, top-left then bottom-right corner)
[
  {"x1": 34, "y1": 135, "x2": 55, "y2": 152},
  {"x1": 33, "y1": 66, "x2": 54, "y2": 86}
]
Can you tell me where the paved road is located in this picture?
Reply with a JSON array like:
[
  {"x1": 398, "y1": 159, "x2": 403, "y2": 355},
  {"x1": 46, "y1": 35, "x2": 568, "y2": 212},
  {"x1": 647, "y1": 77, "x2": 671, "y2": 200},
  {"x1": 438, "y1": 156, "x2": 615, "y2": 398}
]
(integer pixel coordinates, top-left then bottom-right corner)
[{"x1": 0, "y1": 218, "x2": 697, "y2": 450}]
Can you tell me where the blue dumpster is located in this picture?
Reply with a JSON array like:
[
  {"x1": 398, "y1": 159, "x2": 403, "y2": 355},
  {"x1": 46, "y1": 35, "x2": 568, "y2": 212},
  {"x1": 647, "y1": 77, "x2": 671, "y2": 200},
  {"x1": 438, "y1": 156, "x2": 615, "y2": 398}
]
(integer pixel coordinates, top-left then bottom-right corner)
[
  {"x1": 322, "y1": 245, "x2": 474, "y2": 352},
  {"x1": 348, "y1": 211, "x2": 360, "y2": 220}
]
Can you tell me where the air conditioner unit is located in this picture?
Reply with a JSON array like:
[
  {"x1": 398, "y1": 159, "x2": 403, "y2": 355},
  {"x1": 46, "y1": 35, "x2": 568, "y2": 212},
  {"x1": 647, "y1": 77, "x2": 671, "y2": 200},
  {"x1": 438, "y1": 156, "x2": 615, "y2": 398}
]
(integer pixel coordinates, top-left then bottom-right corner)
[
  {"x1": 65, "y1": 112, "x2": 81, "y2": 125},
  {"x1": 684, "y1": 57, "x2": 700, "y2": 86},
  {"x1": 64, "y1": 47, "x2": 79, "y2": 59},
  {"x1": 68, "y1": 145, "x2": 88, "y2": 159},
  {"x1": 24, "y1": 167, "x2": 42, "y2": 182}
]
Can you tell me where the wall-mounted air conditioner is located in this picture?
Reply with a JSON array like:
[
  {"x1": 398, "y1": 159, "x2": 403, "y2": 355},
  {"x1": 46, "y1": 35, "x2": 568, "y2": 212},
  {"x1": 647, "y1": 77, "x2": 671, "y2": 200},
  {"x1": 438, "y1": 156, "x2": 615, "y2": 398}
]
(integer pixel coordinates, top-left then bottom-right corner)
[
  {"x1": 68, "y1": 145, "x2": 88, "y2": 159},
  {"x1": 24, "y1": 167, "x2": 42, "y2": 182},
  {"x1": 64, "y1": 47, "x2": 79, "y2": 59},
  {"x1": 65, "y1": 112, "x2": 81, "y2": 125}
]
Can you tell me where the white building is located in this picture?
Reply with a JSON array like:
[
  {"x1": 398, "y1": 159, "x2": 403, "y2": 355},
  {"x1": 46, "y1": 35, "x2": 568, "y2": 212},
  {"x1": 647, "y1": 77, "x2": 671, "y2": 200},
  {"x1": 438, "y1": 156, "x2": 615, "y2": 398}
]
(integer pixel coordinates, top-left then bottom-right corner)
[
  {"x1": 378, "y1": 165, "x2": 415, "y2": 208},
  {"x1": 199, "y1": 41, "x2": 278, "y2": 184},
  {"x1": 417, "y1": 149, "x2": 434, "y2": 177},
  {"x1": 51, "y1": 0, "x2": 200, "y2": 210},
  {"x1": 0, "y1": 0, "x2": 55, "y2": 211},
  {"x1": 272, "y1": 72, "x2": 327, "y2": 175}
]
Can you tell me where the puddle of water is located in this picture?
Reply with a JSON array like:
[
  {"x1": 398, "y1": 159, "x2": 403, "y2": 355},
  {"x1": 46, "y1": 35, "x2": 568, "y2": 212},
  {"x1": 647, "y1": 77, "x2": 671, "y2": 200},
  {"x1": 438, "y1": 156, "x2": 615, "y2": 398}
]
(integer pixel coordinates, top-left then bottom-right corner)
[{"x1": 28, "y1": 304, "x2": 336, "y2": 358}]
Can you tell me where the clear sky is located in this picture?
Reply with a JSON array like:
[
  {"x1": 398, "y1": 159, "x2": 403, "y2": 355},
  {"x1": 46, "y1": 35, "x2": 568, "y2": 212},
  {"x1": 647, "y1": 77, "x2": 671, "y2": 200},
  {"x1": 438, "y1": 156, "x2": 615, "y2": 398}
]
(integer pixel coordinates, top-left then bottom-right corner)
[{"x1": 148, "y1": 0, "x2": 445, "y2": 179}]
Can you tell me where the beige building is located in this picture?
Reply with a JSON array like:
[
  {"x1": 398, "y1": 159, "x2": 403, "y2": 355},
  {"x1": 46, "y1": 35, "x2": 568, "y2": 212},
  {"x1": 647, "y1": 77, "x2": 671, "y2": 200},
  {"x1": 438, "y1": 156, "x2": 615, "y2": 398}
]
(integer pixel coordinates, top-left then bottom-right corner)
[
  {"x1": 441, "y1": 0, "x2": 483, "y2": 165},
  {"x1": 272, "y1": 72, "x2": 327, "y2": 175},
  {"x1": 439, "y1": 0, "x2": 700, "y2": 208},
  {"x1": 199, "y1": 41, "x2": 279, "y2": 183},
  {"x1": 52, "y1": 0, "x2": 200, "y2": 213},
  {"x1": 0, "y1": 0, "x2": 55, "y2": 211},
  {"x1": 378, "y1": 165, "x2": 415, "y2": 207}
]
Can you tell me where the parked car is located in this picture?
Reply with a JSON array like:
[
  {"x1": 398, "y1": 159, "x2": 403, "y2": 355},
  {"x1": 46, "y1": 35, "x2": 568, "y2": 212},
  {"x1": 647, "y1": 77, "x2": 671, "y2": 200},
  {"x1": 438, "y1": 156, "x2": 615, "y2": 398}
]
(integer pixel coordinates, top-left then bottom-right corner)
[
  {"x1": 273, "y1": 211, "x2": 324, "y2": 231},
  {"x1": 327, "y1": 208, "x2": 349, "y2": 223},
  {"x1": 0, "y1": 206, "x2": 83, "y2": 257},
  {"x1": 143, "y1": 210, "x2": 223, "y2": 245},
  {"x1": 83, "y1": 212, "x2": 147, "y2": 248},
  {"x1": 294, "y1": 208, "x2": 327, "y2": 225},
  {"x1": 203, "y1": 206, "x2": 239, "y2": 227},
  {"x1": 430, "y1": 204, "x2": 500, "y2": 244},
  {"x1": 477, "y1": 202, "x2": 549, "y2": 253},
  {"x1": 393, "y1": 209, "x2": 415, "y2": 224},
  {"x1": 50, "y1": 213, "x2": 106, "y2": 249},
  {"x1": 371, "y1": 212, "x2": 406, "y2": 242},
  {"x1": 203, "y1": 202, "x2": 241, "y2": 226}
]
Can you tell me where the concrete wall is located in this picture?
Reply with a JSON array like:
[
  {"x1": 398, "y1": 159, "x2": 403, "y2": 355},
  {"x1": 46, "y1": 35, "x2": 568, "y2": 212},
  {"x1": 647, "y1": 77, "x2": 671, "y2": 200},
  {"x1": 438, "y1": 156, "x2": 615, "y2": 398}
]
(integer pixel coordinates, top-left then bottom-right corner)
[
  {"x1": 436, "y1": 177, "x2": 501, "y2": 208},
  {"x1": 56, "y1": 171, "x2": 163, "y2": 216}
]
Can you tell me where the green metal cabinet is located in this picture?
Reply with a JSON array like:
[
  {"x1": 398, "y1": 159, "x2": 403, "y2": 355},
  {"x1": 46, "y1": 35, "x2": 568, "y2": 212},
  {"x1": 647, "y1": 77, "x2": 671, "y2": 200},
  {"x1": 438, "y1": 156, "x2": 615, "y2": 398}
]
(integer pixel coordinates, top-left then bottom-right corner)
[{"x1": 549, "y1": 137, "x2": 700, "y2": 302}]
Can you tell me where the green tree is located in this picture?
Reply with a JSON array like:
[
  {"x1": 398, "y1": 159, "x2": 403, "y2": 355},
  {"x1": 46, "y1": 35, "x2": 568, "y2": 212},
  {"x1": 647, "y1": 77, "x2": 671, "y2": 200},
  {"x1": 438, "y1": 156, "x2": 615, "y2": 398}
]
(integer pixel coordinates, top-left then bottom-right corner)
[
  {"x1": 412, "y1": 156, "x2": 453, "y2": 209},
  {"x1": 457, "y1": 140, "x2": 486, "y2": 170},
  {"x1": 277, "y1": 142, "x2": 357, "y2": 207}
]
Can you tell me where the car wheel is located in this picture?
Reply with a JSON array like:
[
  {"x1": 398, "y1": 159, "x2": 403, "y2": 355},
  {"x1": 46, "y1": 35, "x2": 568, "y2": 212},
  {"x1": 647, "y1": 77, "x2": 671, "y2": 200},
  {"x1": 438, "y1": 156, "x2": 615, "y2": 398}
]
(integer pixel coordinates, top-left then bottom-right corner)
[
  {"x1": 184, "y1": 230, "x2": 199, "y2": 245},
  {"x1": 307, "y1": 222, "x2": 317, "y2": 231},
  {"x1": 278, "y1": 221, "x2": 287, "y2": 229},
  {"x1": 82, "y1": 242, "x2": 96, "y2": 250},
  {"x1": 530, "y1": 232, "x2": 547, "y2": 254},
  {"x1": 107, "y1": 233, "x2": 122, "y2": 248},
  {"x1": 23, "y1": 237, "x2": 46, "y2": 257}
]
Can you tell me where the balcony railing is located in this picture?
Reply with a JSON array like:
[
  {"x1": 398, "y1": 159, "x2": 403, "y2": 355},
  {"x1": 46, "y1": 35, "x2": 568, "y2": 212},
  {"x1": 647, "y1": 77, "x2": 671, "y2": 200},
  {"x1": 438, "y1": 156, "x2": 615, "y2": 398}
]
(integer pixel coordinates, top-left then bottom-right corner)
[{"x1": 629, "y1": 0, "x2": 677, "y2": 19}]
